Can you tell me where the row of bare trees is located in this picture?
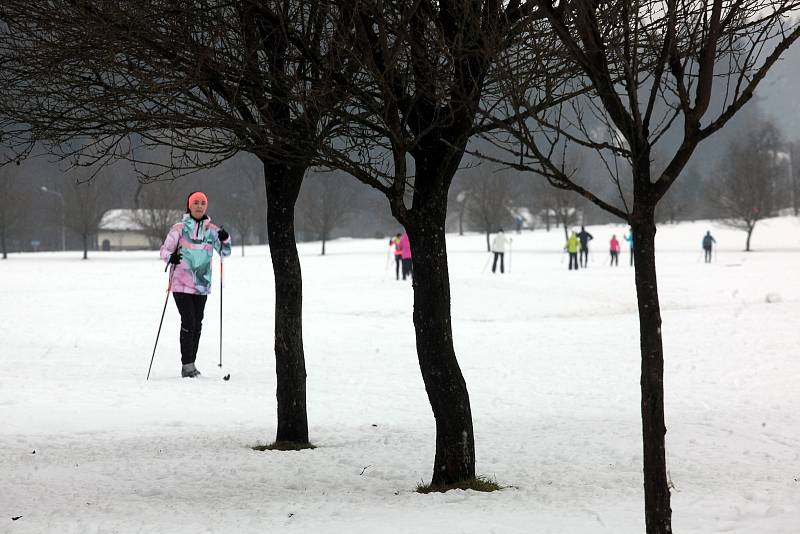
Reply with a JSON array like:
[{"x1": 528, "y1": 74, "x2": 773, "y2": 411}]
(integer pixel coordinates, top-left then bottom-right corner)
[
  {"x1": 0, "y1": 163, "x2": 110, "y2": 259},
  {"x1": 5, "y1": 143, "x2": 788, "y2": 260},
  {"x1": 2, "y1": 114, "x2": 795, "y2": 259},
  {"x1": 0, "y1": 156, "x2": 372, "y2": 258},
  {"x1": 2, "y1": 2, "x2": 798, "y2": 532}
]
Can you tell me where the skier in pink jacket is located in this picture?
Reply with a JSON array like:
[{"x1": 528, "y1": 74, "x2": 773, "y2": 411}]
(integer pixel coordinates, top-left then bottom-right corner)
[
  {"x1": 609, "y1": 234, "x2": 620, "y2": 266},
  {"x1": 160, "y1": 191, "x2": 231, "y2": 377},
  {"x1": 397, "y1": 232, "x2": 412, "y2": 280}
]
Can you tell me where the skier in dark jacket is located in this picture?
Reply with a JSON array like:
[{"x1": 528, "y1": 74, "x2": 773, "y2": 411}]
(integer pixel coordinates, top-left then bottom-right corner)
[
  {"x1": 577, "y1": 226, "x2": 593, "y2": 267},
  {"x1": 702, "y1": 231, "x2": 716, "y2": 263}
]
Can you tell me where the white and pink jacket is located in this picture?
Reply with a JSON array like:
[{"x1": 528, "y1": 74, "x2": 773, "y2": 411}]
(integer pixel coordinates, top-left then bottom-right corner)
[{"x1": 160, "y1": 214, "x2": 231, "y2": 295}]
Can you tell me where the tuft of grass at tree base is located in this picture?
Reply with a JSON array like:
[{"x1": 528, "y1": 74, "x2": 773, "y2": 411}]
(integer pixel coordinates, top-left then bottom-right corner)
[{"x1": 416, "y1": 476, "x2": 503, "y2": 494}]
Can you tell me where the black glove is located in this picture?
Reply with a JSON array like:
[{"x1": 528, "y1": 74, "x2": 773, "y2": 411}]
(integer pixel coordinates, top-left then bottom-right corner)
[
  {"x1": 168, "y1": 250, "x2": 182, "y2": 265},
  {"x1": 218, "y1": 227, "x2": 229, "y2": 241}
]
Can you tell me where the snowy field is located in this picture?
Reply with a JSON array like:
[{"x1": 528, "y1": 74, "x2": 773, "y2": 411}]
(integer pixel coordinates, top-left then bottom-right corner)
[{"x1": 2, "y1": 217, "x2": 799, "y2": 533}]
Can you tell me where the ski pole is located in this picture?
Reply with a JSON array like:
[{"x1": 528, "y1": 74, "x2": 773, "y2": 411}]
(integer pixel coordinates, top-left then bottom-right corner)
[
  {"x1": 481, "y1": 252, "x2": 492, "y2": 273},
  {"x1": 147, "y1": 260, "x2": 177, "y2": 380},
  {"x1": 218, "y1": 256, "x2": 223, "y2": 368}
]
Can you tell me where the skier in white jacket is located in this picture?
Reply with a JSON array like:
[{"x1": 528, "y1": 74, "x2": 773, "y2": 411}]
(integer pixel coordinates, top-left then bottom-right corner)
[{"x1": 490, "y1": 229, "x2": 511, "y2": 274}]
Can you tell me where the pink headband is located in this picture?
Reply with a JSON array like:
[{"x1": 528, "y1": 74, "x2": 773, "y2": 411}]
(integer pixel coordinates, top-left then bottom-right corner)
[{"x1": 187, "y1": 191, "x2": 208, "y2": 208}]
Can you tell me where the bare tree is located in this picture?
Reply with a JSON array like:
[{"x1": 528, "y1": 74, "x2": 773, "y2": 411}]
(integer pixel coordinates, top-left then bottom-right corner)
[
  {"x1": 479, "y1": 1, "x2": 800, "y2": 531},
  {"x1": 0, "y1": 162, "x2": 25, "y2": 258},
  {"x1": 316, "y1": 0, "x2": 549, "y2": 488},
  {"x1": 462, "y1": 169, "x2": 514, "y2": 251},
  {"x1": 707, "y1": 119, "x2": 783, "y2": 250},
  {"x1": 534, "y1": 180, "x2": 581, "y2": 240},
  {"x1": 226, "y1": 191, "x2": 261, "y2": 256},
  {"x1": 447, "y1": 180, "x2": 471, "y2": 236},
  {"x1": 132, "y1": 179, "x2": 185, "y2": 249},
  {"x1": 61, "y1": 172, "x2": 108, "y2": 260},
  {"x1": 789, "y1": 140, "x2": 799, "y2": 216},
  {"x1": 297, "y1": 172, "x2": 356, "y2": 255},
  {"x1": 0, "y1": 1, "x2": 356, "y2": 447},
  {"x1": 213, "y1": 154, "x2": 269, "y2": 256}
]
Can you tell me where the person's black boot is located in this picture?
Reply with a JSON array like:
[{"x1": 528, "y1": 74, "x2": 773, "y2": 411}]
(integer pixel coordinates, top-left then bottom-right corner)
[
  {"x1": 180, "y1": 328, "x2": 200, "y2": 377},
  {"x1": 181, "y1": 362, "x2": 201, "y2": 378}
]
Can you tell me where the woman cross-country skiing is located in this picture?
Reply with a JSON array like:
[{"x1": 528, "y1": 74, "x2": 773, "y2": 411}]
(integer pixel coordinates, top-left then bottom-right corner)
[{"x1": 160, "y1": 191, "x2": 231, "y2": 377}]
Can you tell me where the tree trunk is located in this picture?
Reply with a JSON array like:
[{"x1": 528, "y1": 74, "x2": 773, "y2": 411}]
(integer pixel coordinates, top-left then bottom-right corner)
[
  {"x1": 485, "y1": 230, "x2": 490, "y2": 252},
  {"x1": 263, "y1": 159, "x2": 309, "y2": 444},
  {"x1": 82, "y1": 233, "x2": 88, "y2": 260},
  {"x1": 458, "y1": 209, "x2": 464, "y2": 236},
  {"x1": 632, "y1": 209, "x2": 672, "y2": 534},
  {"x1": 321, "y1": 235, "x2": 326, "y2": 256},
  {"x1": 745, "y1": 223, "x2": 755, "y2": 251},
  {"x1": 241, "y1": 233, "x2": 246, "y2": 257},
  {"x1": 1, "y1": 226, "x2": 6, "y2": 259},
  {"x1": 406, "y1": 198, "x2": 475, "y2": 486}
]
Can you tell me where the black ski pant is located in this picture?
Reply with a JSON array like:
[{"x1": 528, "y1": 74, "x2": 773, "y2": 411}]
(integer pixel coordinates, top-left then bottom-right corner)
[
  {"x1": 704, "y1": 247, "x2": 712, "y2": 263},
  {"x1": 395, "y1": 255, "x2": 402, "y2": 280},
  {"x1": 402, "y1": 258, "x2": 413, "y2": 280},
  {"x1": 629, "y1": 249, "x2": 634, "y2": 266},
  {"x1": 492, "y1": 252, "x2": 505, "y2": 273},
  {"x1": 610, "y1": 250, "x2": 619, "y2": 266},
  {"x1": 568, "y1": 252, "x2": 579, "y2": 270},
  {"x1": 173, "y1": 292, "x2": 208, "y2": 365},
  {"x1": 579, "y1": 248, "x2": 589, "y2": 267}
]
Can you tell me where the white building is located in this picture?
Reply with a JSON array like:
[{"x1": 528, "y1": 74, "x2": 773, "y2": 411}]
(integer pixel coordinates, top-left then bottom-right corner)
[{"x1": 97, "y1": 209, "x2": 152, "y2": 251}]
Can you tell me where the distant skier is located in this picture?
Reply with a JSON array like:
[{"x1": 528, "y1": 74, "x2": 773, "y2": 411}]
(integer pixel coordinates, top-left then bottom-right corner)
[
  {"x1": 702, "y1": 231, "x2": 716, "y2": 263},
  {"x1": 565, "y1": 231, "x2": 581, "y2": 271},
  {"x1": 389, "y1": 233, "x2": 402, "y2": 280},
  {"x1": 609, "y1": 234, "x2": 620, "y2": 266},
  {"x1": 397, "y1": 232, "x2": 413, "y2": 280},
  {"x1": 577, "y1": 225, "x2": 593, "y2": 267},
  {"x1": 160, "y1": 191, "x2": 231, "y2": 378},
  {"x1": 490, "y1": 228, "x2": 511, "y2": 274},
  {"x1": 624, "y1": 229, "x2": 634, "y2": 266}
]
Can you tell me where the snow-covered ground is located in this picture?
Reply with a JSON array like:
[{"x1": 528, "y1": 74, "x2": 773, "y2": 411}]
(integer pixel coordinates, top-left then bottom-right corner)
[{"x1": 2, "y1": 217, "x2": 799, "y2": 533}]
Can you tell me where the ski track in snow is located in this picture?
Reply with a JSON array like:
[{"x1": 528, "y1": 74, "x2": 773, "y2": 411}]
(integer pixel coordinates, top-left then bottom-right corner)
[{"x1": 1, "y1": 218, "x2": 799, "y2": 533}]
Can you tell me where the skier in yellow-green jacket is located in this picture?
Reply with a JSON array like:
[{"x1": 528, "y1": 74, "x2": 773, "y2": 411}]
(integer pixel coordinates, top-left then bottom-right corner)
[{"x1": 564, "y1": 231, "x2": 581, "y2": 271}]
